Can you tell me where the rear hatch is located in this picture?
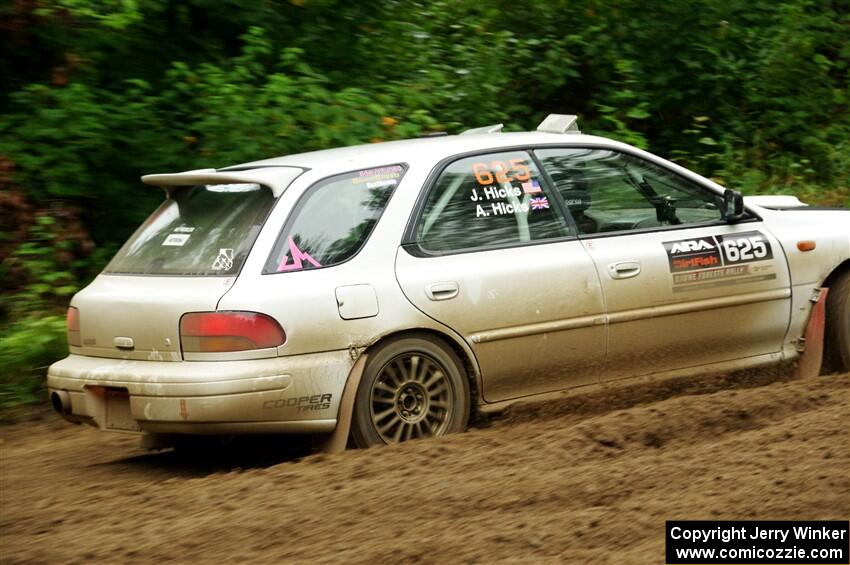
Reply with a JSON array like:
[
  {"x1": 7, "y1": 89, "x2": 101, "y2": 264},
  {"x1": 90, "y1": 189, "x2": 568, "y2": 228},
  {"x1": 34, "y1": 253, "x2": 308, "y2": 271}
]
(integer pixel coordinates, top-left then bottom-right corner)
[{"x1": 72, "y1": 182, "x2": 277, "y2": 361}]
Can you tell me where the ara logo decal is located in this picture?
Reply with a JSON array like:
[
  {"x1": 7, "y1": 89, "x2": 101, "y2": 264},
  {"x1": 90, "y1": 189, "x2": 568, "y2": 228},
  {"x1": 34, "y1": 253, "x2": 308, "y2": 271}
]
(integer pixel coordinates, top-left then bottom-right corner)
[
  {"x1": 663, "y1": 237, "x2": 721, "y2": 272},
  {"x1": 670, "y1": 239, "x2": 715, "y2": 253},
  {"x1": 277, "y1": 237, "x2": 322, "y2": 272}
]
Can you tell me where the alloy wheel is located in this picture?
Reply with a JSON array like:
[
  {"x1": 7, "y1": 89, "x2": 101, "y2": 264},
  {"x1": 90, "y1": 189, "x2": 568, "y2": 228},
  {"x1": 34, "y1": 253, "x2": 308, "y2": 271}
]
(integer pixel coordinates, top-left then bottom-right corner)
[{"x1": 369, "y1": 353, "x2": 453, "y2": 443}]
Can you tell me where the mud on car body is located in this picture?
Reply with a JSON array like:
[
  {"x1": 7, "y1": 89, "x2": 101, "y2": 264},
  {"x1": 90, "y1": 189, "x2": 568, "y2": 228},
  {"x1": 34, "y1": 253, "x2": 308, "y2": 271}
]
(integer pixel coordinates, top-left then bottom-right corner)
[{"x1": 47, "y1": 115, "x2": 850, "y2": 448}]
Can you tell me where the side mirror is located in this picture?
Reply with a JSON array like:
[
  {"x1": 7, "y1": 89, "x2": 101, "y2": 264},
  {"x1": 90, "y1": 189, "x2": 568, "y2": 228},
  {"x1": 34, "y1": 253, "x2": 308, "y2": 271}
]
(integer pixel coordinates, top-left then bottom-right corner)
[{"x1": 721, "y1": 189, "x2": 745, "y2": 222}]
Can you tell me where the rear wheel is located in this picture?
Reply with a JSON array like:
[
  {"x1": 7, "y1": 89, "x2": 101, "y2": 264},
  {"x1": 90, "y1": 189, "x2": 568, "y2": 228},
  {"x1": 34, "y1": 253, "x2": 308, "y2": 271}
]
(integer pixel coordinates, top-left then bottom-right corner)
[
  {"x1": 824, "y1": 273, "x2": 850, "y2": 373},
  {"x1": 350, "y1": 335, "x2": 470, "y2": 447}
]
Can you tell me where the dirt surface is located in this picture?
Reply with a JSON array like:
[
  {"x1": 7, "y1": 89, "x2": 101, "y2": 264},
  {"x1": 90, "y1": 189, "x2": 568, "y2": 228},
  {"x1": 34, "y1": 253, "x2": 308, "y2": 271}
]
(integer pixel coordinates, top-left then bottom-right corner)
[{"x1": 2, "y1": 369, "x2": 848, "y2": 564}]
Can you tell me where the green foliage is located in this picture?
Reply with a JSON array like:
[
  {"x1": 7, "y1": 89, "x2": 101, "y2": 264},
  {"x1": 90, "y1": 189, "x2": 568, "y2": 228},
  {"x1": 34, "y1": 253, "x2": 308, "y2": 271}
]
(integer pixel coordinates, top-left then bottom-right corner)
[
  {"x1": 4, "y1": 216, "x2": 80, "y2": 312},
  {"x1": 0, "y1": 316, "x2": 67, "y2": 409},
  {"x1": 0, "y1": 0, "x2": 848, "y2": 406},
  {"x1": 0, "y1": 215, "x2": 90, "y2": 407},
  {"x1": 34, "y1": 0, "x2": 143, "y2": 29}
]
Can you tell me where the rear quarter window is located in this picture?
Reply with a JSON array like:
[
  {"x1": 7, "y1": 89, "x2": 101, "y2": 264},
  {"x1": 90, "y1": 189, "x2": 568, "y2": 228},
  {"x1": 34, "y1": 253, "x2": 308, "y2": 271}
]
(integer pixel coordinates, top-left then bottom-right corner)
[{"x1": 264, "y1": 165, "x2": 406, "y2": 273}]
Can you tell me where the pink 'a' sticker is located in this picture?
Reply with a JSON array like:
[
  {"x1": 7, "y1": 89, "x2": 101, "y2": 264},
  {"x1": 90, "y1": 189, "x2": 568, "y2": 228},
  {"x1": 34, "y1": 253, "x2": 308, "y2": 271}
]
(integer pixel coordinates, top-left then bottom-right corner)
[{"x1": 277, "y1": 237, "x2": 322, "y2": 272}]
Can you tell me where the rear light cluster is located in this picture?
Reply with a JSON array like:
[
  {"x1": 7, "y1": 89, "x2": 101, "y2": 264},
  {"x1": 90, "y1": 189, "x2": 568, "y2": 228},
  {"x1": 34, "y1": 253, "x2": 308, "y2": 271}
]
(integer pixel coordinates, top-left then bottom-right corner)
[
  {"x1": 180, "y1": 311, "x2": 285, "y2": 353},
  {"x1": 66, "y1": 306, "x2": 81, "y2": 347}
]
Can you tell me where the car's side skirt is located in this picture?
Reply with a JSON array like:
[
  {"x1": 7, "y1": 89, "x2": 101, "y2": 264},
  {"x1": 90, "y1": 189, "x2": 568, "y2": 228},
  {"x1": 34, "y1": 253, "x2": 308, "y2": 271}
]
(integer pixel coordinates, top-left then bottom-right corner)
[{"x1": 476, "y1": 351, "x2": 787, "y2": 414}]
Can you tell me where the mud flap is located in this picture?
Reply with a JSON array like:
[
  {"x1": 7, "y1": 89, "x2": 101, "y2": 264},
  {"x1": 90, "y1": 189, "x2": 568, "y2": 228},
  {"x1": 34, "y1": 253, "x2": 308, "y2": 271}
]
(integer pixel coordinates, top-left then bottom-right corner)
[
  {"x1": 315, "y1": 353, "x2": 369, "y2": 454},
  {"x1": 794, "y1": 288, "x2": 829, "y2": 379}
]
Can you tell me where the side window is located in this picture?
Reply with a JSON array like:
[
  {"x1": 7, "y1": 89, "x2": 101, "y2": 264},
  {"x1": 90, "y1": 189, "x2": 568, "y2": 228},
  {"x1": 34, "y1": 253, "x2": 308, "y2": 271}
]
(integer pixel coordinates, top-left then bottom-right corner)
[
  {"x1": 535, "y1": 148, "x2": 723, "y2": 234},
  {"x1": 416, "y1": 151, "x2": 570, "y2": 252},
  {"x1": 265, "y1": 165, "x2": 405, "y2": 273}
]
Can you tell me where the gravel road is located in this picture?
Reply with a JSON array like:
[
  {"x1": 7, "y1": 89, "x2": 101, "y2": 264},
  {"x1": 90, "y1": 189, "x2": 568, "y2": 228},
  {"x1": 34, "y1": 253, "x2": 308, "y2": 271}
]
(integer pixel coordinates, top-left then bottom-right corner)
[{"x1": 2, "y1": 369, "x2": 847, "y2": 564}]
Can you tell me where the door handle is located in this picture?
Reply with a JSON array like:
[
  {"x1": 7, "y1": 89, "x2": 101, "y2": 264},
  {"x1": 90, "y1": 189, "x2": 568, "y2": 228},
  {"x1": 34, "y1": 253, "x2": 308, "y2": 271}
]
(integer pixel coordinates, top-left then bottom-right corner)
[
  {"x1": 426, "y1": 282, "x2": 459, "y2": 301},
  {"x1": 608, "y1": 261, "x2": 641, "y2": 279}
]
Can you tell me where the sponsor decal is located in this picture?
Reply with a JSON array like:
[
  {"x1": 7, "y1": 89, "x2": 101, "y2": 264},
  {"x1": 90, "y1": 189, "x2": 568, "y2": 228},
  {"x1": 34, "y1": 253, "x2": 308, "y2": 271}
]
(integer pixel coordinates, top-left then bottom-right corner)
[
  {"x1": 530, "y1": 196, "x2": 550, "y2": 210},
  {"x1": 262, "y1": 394, "x2": 333, "y2": 412},
  {"x1": 211, "y1": 248, "x2": 235, "y2": 270},
  {"x1": 663, "y1": 236, "x2": 721, "y2": 272},
  {"x1": 173, "y1": 226, "x2": 195, "y2": 233},
  {"x1": 276, "y1": 237, "x2": 321, "y2": 272},
  {"x1": 351, "y1": 165, "x2": 404, "y2": 185},
  {"x1": 358, "y1": 165, "x2": 403, "y2": 177},
  {"x1": 365, "y1": 179, "x2": 397, "y2": 189},
  {"x1": 162, "y1": 233, "x2": 190, "y2": 246},
  {"x1": 673, "y1": 265, "x2": 749, "y2": 285},
  {"x1": 663, "y1": 231, "x2": 775, "y2": 290}
]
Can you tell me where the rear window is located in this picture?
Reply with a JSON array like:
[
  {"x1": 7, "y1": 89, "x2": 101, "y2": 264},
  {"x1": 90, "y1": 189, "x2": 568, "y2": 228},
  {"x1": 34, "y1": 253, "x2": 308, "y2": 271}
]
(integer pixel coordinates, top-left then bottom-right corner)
[
  {"x1": 264, "y1": 165, "x2": 405, "y2": 273},
  {"x1": 104, "y1": 183, "x2": 276, "y2": 276}
]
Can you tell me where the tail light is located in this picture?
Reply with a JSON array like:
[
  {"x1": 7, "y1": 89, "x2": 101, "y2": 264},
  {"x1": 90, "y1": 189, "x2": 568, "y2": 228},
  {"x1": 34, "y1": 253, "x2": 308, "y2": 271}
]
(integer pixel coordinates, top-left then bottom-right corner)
[
  {"x1": 67, "y1": 306, "x2": 81, "y2": 347},
  {"x1": 180, "y1": 311, "x2": 285, "y2": 353}
]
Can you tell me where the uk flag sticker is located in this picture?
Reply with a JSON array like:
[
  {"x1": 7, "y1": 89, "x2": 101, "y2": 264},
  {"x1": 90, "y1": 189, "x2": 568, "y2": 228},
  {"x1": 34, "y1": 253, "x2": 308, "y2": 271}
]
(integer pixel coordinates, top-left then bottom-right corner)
[{"x1": 530, "y1": 196, "x2": 550, "y2": 210}]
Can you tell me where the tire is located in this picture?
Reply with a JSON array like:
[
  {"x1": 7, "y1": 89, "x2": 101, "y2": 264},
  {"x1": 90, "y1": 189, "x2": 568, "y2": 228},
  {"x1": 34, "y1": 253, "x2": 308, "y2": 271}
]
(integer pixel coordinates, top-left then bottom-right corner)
[
  {"x1": 824, "y1": 272, "x2": 850, "y2": 374},
  {"x1": 350, "y1": 335, "x2": 470, "y2": 448}
]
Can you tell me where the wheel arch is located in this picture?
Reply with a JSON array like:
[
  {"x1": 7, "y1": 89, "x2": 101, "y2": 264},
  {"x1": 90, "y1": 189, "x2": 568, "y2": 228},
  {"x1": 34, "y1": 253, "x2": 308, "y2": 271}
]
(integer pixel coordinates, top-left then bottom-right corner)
[
  {"x1": 363, "y1": 327, "x2": 482, "y2": 417},
  {"x1": 820, "y1": 259, "x2": 850, "y2": 373},
  {"x1": 822, "y1": 259, "x2": 850, "y2": 289}
]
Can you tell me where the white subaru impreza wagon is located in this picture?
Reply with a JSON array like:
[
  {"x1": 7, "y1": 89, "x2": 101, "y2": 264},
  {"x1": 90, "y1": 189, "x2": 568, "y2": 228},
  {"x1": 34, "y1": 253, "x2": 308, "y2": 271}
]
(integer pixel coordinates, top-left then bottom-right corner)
[{"x1": 47, "y1": 115, "x2": 850, "y2": 448}]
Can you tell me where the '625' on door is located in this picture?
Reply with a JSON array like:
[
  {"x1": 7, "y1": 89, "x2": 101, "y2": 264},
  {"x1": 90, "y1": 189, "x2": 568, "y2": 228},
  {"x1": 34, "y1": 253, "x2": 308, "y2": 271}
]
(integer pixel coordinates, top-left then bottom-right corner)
[{"x1": 716, "y1": 231, "x2": 773, "y2": 264}]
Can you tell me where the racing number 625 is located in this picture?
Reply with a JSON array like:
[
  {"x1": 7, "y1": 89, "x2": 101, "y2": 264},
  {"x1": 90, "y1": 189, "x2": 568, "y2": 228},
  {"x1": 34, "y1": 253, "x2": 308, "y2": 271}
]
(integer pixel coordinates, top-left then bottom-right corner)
[
  {"x1": 471, "y1": 159, "x2": 531, "y2": 185},
  {"x1": 723, "y1": 235, "x2": 768, "y2": 262}
]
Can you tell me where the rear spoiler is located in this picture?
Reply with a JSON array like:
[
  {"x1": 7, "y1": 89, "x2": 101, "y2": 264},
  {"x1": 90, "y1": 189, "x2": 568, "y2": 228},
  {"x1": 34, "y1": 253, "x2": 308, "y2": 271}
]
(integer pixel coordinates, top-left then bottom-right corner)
[{"x1": 141, "y1": 167, "x2": 303, "y2": 198}]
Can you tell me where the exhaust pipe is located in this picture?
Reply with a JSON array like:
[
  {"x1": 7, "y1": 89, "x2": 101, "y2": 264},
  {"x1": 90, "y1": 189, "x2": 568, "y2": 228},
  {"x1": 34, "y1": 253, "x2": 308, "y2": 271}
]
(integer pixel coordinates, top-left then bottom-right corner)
[{"x1": 50, "y1": 390, "x2": 71, "y2": 415}]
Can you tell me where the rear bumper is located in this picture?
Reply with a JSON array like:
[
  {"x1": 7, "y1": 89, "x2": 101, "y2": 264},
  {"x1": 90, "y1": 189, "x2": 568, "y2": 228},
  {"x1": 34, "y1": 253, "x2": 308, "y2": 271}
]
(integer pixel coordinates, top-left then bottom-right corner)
[{"x1": 47, "y1": 351, "x2": 354, "y2": 435}]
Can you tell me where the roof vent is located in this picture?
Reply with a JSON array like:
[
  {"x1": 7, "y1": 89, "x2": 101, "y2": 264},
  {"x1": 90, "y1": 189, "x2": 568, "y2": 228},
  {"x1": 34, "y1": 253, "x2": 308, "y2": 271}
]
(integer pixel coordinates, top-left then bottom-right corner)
[
  {"x1": 460, "y1": 123, "x2": 504, "y2": 135},
  {"x1": 536, "y1": 114, "x2": 580, "y2": 134}
]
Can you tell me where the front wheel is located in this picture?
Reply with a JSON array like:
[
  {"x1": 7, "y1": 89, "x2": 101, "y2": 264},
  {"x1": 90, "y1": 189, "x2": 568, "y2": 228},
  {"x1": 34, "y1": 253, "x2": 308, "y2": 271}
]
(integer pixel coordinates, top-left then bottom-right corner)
[
  {"x1": 350, "y1": 335, "x2": 470, "y2": 447},
  {"x1": 824, "y1": 273, "x2": 850, "y2": 373}
]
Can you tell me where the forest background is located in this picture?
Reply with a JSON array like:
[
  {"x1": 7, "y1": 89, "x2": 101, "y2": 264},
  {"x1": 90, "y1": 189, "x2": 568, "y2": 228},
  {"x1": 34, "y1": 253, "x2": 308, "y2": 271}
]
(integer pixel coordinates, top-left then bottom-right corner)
[{"x1": 1, "y1": 0, "x2": 848, "y2": 407}]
